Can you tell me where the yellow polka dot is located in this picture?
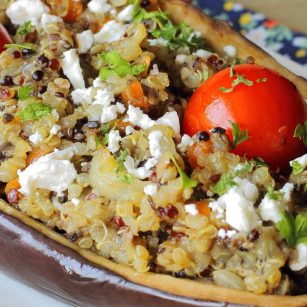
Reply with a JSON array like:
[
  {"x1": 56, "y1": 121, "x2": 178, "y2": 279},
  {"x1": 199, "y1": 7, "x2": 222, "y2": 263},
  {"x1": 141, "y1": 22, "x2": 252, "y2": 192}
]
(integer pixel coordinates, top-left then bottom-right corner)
[
  {"x1": 295, "y1": 49, "x2": 306, "y2": 58},
  {"x1": 223, "y1": 1, "x2": 234, "y2": 11},
  {"x1": 239, "y1": 13, "x2": 252, "y2": 26}
]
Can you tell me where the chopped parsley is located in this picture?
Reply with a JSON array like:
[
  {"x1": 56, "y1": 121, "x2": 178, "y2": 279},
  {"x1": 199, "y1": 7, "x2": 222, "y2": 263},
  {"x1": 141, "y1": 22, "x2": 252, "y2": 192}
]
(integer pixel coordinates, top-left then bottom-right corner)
[
  {"x1": 211, "y1": 161, "x2": 255, "y2": 196},
  {"x1": 266, "y1": 187, "x2": 284, "y2": 201},
  {"x1": 170, "y1": 155, "x2": 197, "y2": 189},
  {"x1": 96, "y1": 123, "x2": 116, "y2": 146},
  {"x1": 99, "y1": 51, "x2": 145, "y2": 81},
  {"x1": 291, "y1": 161, "x2": 305, "y2": 175},
  {"x1": 133, "y1": 3, "x2": 204, "y2": 51},
  {"x1": 230, "y1": 121, "x2": 249, "y2": 148},
  {"x1": 16, "y1": 102, "x2": 53, "y2": 121},
  {"x1": 16, "y1": 21, "x2": 32, "y2": 35},
  {"x1": 4, "y1": 43, "x2": 36, "y2": 50},
  {"x1": 294, "y1": 121, "x2": 307, "y2": 146},
  {"x1": 18, "y1": 85, "x2": 33, "y2": 100},
  {"x1": 276, "y1": 211, "x2": 307, "y2": 247},
  {"x1": 115, "y1": 149, "x2": 133, "y2": 184}
]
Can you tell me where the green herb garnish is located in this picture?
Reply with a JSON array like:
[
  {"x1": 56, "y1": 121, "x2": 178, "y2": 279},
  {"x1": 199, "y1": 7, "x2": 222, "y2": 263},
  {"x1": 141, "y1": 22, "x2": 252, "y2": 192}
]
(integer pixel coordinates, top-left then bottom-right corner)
[
  {"x1": 294, "y1": 121, "x2": 307, "y2": 146},
  {"x1": 16, "y1": 21, "x2": 32, "y2": 35},
  {"x1": 276, "y1": 211, "x2": 307, "y2": 247},
  {"x1": 170, "y1": 155, "x2": 197, "y2": 189},
  {"x1": 115, "y1": 149, "x2": 133, "y2": 184},
  {"x1": 16, "y1": 102, "x2": 53, "y2": 121},
  {"x1": 18, "y1": 85, "x2": 33, "y2": 100},
  {"x1": 4, "y1": 43, "x2": 36, "y2": 50},
  {"x1": 230, "y1": 121, "x2": 249, "y2": 148},
  {"x1": 211, "y1": 161, "x2": 255, "y2": 195},
  {"x1": 266, "y1": 187, "x2": 284, "y2": 201},
  {"x1": 96, "y1": 123, "x2": 116, "y2": 146},
  {"x1": 291, "y1": 160, "x2": 305, "y2": 175},
  {"x1": 99, "y1": 51, "x2": 145, "y2": 81},
  {"x1": 133, "y1": 3, "x2": 204, "y2": 51}
]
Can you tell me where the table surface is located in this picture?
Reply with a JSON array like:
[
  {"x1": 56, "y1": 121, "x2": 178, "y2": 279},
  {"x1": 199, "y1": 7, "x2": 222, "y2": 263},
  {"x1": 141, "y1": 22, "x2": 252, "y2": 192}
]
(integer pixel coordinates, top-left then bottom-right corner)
[{"x1": 237, "y1": 0, "x2": 307, "y2": 34}]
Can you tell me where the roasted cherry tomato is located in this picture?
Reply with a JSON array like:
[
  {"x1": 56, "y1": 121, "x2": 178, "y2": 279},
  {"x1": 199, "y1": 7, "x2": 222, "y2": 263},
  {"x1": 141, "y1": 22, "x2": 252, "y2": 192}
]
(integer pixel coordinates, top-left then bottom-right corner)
[
  {"x1": 0, "y1": 24, "x2": 12, "y2": 53},
  {"x1": 183, "y1": 64, "x2": 306, "y2": 170}
]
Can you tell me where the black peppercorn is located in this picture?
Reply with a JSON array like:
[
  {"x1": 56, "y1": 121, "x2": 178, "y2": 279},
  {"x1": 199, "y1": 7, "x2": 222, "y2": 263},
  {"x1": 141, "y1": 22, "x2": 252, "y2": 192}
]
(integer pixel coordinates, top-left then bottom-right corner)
[
  {"x1": 22, "y1": 48, "x2": 35, "y2": 56},
  {"x1": 140, "y1": 0, "x2": 150, "y2": 7},
  {"x1": 198, "y1": 131, "x2": 210, "y2": 142},
  {"x1": 37, "y1": 54, "x2": 49, "y2": 67},
  {"x1": 32, "y1": 70, "x2": 44, "y2": 81},
  {"x1": 211, "y1": 127, "x2": 226, "y2": 134},
  {"x1": 0, "y1": 75, "x2": 14, "y2": 86},
  {"x1": 39, "y1": 86, "x2": 47, "y2": 94}
]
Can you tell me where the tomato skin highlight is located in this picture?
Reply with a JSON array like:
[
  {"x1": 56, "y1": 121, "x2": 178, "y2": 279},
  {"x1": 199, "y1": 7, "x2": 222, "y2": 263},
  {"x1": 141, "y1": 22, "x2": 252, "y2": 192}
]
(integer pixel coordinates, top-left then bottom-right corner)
[{"x1": 183, "y1": 64, "x2": 307, "y2": 170}]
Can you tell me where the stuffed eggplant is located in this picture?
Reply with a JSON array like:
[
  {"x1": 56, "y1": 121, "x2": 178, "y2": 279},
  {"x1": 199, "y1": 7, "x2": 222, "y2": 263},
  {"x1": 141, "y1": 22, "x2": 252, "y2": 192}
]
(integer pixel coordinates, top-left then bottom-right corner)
[{"x1": 0, "y1": 0, "x2": 306, "y2": 306}]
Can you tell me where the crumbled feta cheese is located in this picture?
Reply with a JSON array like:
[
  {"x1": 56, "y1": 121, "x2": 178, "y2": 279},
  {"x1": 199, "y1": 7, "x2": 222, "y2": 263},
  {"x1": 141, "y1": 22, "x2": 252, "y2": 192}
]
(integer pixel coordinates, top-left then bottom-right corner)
[
  {"x1": 125, "y1": 126, "x2": 135, "y2": 136},
  {"x1": 76, "y1": 30, "x2": 94, "y2": 54},
  {"x1": 41, "y1": 13, "x2": 62, "y2": 30},
  {"x1": 88, "y1": 0, "x2": 111, "y2": 14},
  {"x1": 258, "y1": 183, "x2": 294, "y2": 223},
  {"x1": 209, "y1": 178, "x2": 261, "y2": 233},
  {"x1": 101, "y1": 103, "x2": 125, "y2": 124},
  {"x1": 61, "y1": 49, "x2": 85, "y2": 89},
  {"x1": 144, "y1": 183, "x2": 158, "y2": 196},
  {"x1": 94, "y1": 20, "x2": 128, "y2": 43},
  {"x1": 93, "y1": 77, "x2": 104, "y2": 88},
  {"x1": 290, "y1": 153, "x2": 307, "y2": 169},
  {"x1": 217, "y1": 228, "x2": 237, "y2": 239},
  {"x1": 118, "y1": 4, "x2": 134, "y2": 22},
  {"x1": 71, "y1": 88, "x2": 93, "y2": 105},
  {"x1": 50, "y1": 124, "x2": 61, "y2": 135},
  {"x1": 18, "y1": 149, "x2": 77, "y2": 195},
  {"x1": 124, "y1": 156, "x2": 153, "y2": 180},
  {"x1": 148, "y1": 38, "x2": 168, "y2": 47},
  {"x1": 289, "y1": 243, "x2": 307, "y2": 271},
  {"x1": 51, "y1": 109, "x2": 60, "y2": 120},
  {"x1": 156, "y1": 111, "x2": 180, "y2": 136},
  {"x1": 150, "y1": 64, "x2": 160, "y2": 76},
  {"x1": 29, "y1": 131, "x2": 43, "y2": 144},
  {"x1": 126, "y1": 105, "x2": 155, "y2": 130},
  {"x1": 175, "y1": 54, "x2": 188, "y2": 64},
  {"x1": 107, "y1": 130, "x2": 121, "y2": 154},
  {"x1": 223, "y1": 45, "x2": 237, "y2": 57},
  {"x1": 148, "y1": 130, "x2": 163, "y2": 159},
  {"x1": 193, "y1": 49, "x2": 213, "y2": 59},
  {"x1": 71, "y1": 198, "x2": 80, "y2": 206},
  {"x1": 178, "y1": 134, "x2": 194, "y2": 153},
  {"x1": 185, "y1": 204, "x2": 199, "y2": 216},
  {"x1": 6, "y1": 0, "x2": 49, "y2": 26},
  {"x1": 94, "y1": 88, "x2": 115, "y2": 107}
]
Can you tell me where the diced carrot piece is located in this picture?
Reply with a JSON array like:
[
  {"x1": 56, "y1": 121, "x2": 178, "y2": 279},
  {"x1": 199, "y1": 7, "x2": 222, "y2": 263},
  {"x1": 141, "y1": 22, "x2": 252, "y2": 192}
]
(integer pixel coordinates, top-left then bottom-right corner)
[
  {"x1": 26, "y1": 147, "x2": 52, "y2": 166},
  {"x1": 5, "y1": 178, "x2": 22, "y2": 204},
  {"x1": 187, "y1": 141, "x2": 213, "y2": 169},
  {"x1": 194, "y1": 201, "x2": 211, "y2": 217},
  {"x1": 5, "y1": 178, "x2": 20, "y2": 195},
  {"x1": 121, "y1": 81, "x2": 149, "y2": 112},
  {"x1": 47, "y1": 0, "x2": 83, "y2": 23},
  {"x1": 63, "y1": 0, "x2": 83, "y2": 23}
]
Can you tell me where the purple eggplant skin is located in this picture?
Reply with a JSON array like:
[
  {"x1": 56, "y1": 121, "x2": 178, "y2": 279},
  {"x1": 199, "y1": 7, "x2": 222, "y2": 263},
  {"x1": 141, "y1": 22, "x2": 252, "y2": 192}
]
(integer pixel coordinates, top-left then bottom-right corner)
[{"x1": 0, "y1": 212, "x2": 220, "y2": 307}]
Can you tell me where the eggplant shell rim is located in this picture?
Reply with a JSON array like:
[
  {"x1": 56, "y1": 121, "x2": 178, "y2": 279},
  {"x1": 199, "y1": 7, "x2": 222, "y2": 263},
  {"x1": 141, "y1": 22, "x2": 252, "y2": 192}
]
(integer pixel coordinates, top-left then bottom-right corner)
[{"x1": 1, "y1": 0, "x2": 307, "y2": 306}]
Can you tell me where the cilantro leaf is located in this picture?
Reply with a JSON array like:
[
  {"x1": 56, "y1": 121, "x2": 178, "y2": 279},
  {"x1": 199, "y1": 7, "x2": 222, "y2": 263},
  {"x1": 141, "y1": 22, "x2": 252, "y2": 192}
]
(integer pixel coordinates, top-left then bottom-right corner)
[
  {"x1": 294, "y1": 121, "x2": 307, "y2": 146},
  {"x1": 170, "y1": 155, "x2": 197, "y2": 189},
  {"x1": 230, "y1": 121, "x2": 249, "y2": 148},
  {"x1": 18, "y1": 85, "x2": 33, "y2": 100},
  {"x1": 291, "y1": 160, "x2": 305, "y2": 175},
  {"x1": 211, "y1": 161, "x2": 255, "y2": 196},
  {"x1": 16, "y1": 102, "x2": 53, "y2": 121},
  {"x1": 16, "y1": 21, "x2": 32, "y2": 35},
  {"x1": 4, "y1": 43, "x2": 36, "y2": 50},
  {"x1": 99, "y1": 51, "x2": 145, "y2": 81},
  {"x1": 276, "y1": 211, "x2": 307, "y2": 247}
]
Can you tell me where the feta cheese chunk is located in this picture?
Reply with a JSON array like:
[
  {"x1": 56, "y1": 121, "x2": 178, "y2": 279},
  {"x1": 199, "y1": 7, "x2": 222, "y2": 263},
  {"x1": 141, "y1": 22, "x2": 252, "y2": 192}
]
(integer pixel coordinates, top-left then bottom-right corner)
[
  {"x1": 193, "y1": 49, "x2": 213, "y2": 59},
  {"x1": 71, "y1": 198, "x2": 80, "y2": 206},
  {"x1": 50, "y1": 124, "x2": 61, "y2": 135},
  {"x1": 178, "y1": 134, "x2": 194, "y2": 153},
  {"x1": 41, "y1": 13, "x2": 62, "y2": 30},
  {"x1": 289, "y1": 243, "x2": 307, "y2": 271},
  {"x1": 124, "y1": 156, "x2": 153, "y2": 180},
  {"x1": 209, "y1": 178, "x2": 261, "y2": 233},
  {"x1": 108, "y1": 130, "x2": 121, "y2": 153},
  {"x1": 144, "y1": 183, "x2": 158, "y2": 196},
  {"x1": 101, "y1": 102, "x2": 125, "y2": 124},
  {"x1": 88, "y1": 0, "x2": 111, "y2": 13},
  {"x1": 148, "y1": 38, "x2": 168, "y2": 47},
  {"x1": 175, "y1": 54, "x2": 188, "y2": 64},
  {"x1": 148, "y1": 130, "x2": 163, "y2": 159},
  {"x1": 71, "y1": 88, "x2": 94, "y2": 105},
  {"x1": 93, "y1": 88, "x2": 115, "y2": 107},
  {"x1": 29, "y1": 131, "x2": 43, "y2": 144},
  {"x1": 258, "y1": 183, "x2": 294, "y2": 223},
  {"x1": 18, "y1": 149, "x2": 77, "y2": 195},
  {"x1": 290, "y1": 153, "x2": 307, "y2": 169},
  {"x1": 223, "y1": 45, "x2": 237, "y2": 57},
  {"x1": 118, "y1": 5, "x2": 134, "y2": 22},
  {"x1": 94, "y1": 20, "x2": 128, "y2": 43},
  {"x1": 61, "y1": 49, "x2": 85, "y2": 89},
  {"x1": 126, "y1": 105, "x2": 155, "y2": 130},
  {"x1": 185, "y1": 204, "x2": 199, "y2": 216},
  {"x1": 156, "y1": 111, "x2": 180, "y2": 136},
  {"x1": 76, "y1": 30, "x2": 94, "y2": 54},
  {"x1": 6, "y1": 0, "x2": 49, "y2": 26}
]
